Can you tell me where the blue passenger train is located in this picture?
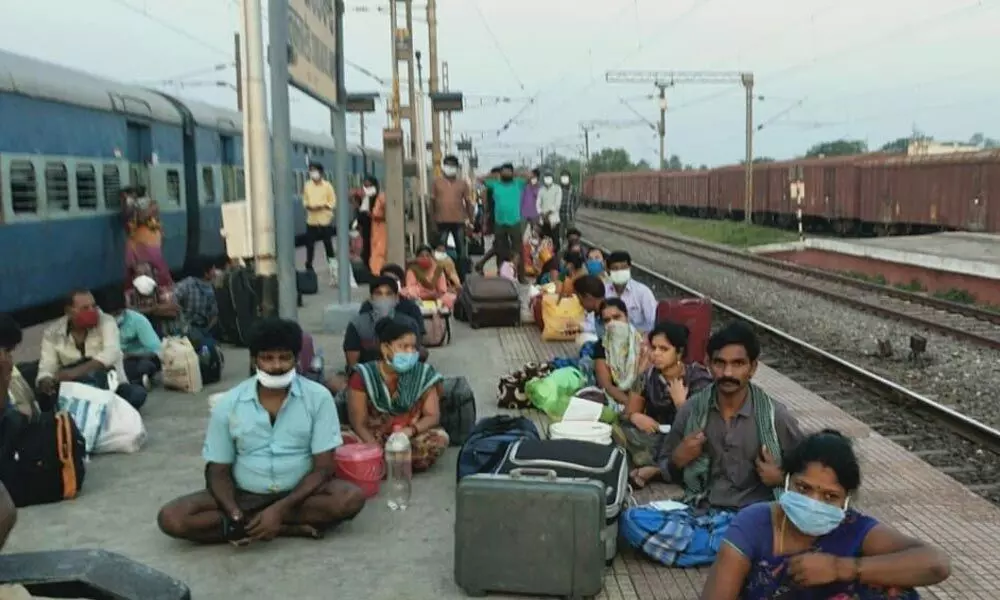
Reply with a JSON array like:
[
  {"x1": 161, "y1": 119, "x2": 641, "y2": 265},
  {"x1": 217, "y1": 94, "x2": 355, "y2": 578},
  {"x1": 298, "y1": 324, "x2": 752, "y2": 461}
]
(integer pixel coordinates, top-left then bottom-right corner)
[{"x1": 0, "y1": 49, "x2": 383, "y2": 314}]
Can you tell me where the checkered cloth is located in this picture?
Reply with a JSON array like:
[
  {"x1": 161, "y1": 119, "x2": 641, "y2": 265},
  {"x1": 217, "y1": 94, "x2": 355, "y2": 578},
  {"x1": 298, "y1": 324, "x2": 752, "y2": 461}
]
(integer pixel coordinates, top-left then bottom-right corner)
[
  {"x1": 621, "y1": 505, "x2": 736, "y2": 567},
  {"x1": 174, "y1": 277, "x2": 218, "y2": 329}
]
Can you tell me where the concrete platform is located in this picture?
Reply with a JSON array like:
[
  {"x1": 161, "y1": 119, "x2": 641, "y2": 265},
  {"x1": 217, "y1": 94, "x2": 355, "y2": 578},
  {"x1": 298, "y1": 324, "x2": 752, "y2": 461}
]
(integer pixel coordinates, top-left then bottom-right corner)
[{"x1": 6, "y1": 258, "x2": 1000, "y2": 598}]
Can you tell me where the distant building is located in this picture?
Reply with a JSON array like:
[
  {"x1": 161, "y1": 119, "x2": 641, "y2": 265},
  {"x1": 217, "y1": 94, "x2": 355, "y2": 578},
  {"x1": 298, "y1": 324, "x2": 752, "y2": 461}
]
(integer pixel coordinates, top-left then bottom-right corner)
[{"x1": 907, "y1": 139, "x2": 981, "y2": 156}]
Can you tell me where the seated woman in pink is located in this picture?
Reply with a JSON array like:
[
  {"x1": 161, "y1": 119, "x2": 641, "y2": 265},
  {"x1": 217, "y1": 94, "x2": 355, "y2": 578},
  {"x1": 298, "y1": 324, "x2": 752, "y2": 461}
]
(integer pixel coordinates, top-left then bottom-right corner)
[{"x1": 404, "y1": 245, "x2": 457, "y2": 310}]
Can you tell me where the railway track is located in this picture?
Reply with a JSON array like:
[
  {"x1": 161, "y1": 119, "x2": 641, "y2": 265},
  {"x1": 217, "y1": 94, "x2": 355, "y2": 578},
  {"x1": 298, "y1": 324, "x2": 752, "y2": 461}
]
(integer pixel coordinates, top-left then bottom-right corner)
[
  {"x1": 580, "y1": 212, "x2": 1000, "y2": 352},
  {"x1": 583, "y1": 237, "x2": 1000, "y2": 504}
]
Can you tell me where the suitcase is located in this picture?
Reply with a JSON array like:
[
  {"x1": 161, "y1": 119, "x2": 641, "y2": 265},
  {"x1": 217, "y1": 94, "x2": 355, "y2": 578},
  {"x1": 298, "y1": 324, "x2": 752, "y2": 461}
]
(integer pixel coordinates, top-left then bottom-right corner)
[
  {"x1": 655, "y1": 297, "x2": 713, "y2": 365},
  {"x1": 215, "y1": 267, "x2": 259, "y2": 347},
  {"x1": 454, "y1": 471, "x2": 605, "y2": 599},
  {"x1": 493, "y1": 439, "x2": 629, "y2": 563},
  {"x1": 455, "y1": 274, "x2": 520, "y2": 329},
  {"x1": 296, "y1": 270, "x2": 319, "y2": 295}
]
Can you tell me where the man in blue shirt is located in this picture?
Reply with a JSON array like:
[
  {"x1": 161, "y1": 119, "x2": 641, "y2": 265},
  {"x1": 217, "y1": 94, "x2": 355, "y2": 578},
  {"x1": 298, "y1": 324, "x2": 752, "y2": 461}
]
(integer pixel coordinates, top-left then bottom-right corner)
[
  {"x1": 103, "y1": 291, "x2": 162, "y2": 389},
  {"x1": 157, "y1": 318, "x2": 366, "y2": 545},
  {"x1": 483, "y1": 162, "x2": 526, "y2": 274}
]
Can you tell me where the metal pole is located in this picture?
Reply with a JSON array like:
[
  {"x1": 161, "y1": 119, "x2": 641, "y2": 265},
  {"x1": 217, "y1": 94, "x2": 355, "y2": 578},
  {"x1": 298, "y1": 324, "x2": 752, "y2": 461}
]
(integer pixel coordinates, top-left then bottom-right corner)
[
  {"x1": 743, "y1": 72, "x2": 754, "y2": 224},
  {"x1": 443, "y1": 61, "x2": 453, "y2": 153},
  {"x1": 389, "y1": 0, "x2": 401, "y2": 128},
  {"x1": 234, "y1": 33, "x2": 244, "y2": 112},
  {"x1": 584, "y1": 128, "x2": 591, "y2": 162},
  {"x1": 333, "y1": 0, "x2": 351, "y2": 303},
  {"x1": 427, "y1": 0, "x2": 442, "y2": 177},
  {"x1": 237, "y1": 28, "x2": 254, "y2": 250},
  {"x1": 268, "y1": 0, "x2": 297, "y2": 321},
  {"x1": 404, "y1": 0, "x2": 418, "y2": 157},
  {"x1": 239, "y1": 0, "x2": 278, "y2": 315},
  {"x1": 414, "y1": 51, "x2": 429, "y2": 247},
  {"x1": 360, "y1": 113, "x2": 367, "y2": 176},
  {"x1": 658, "y1": 84, "x2": 666, "y2": 170}
]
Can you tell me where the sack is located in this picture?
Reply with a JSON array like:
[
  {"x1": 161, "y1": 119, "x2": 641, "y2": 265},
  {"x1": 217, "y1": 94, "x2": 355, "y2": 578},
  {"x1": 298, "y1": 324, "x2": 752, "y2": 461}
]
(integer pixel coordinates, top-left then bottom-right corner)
[
  {"x1": 0, "y1": 411, "x2": 86, "y2": 507},
  {"x1": 93, "y1": 393, "x2": 146, "y2": 454},
  {"x1": 215, "y1": 267, "x2": 259, "y2": 346},
  {"x1": 422, "y1": 314, "x2": 450, "y2": 347},
  {"x1": 296, "y1": 270, "x2": 319, "y2": 295},
  {"x1": 162, "y1": 336, "x2": 203, "y2": 393},
  {"x1": 524, "y1": 367, "x2": 586, "y2": 419},
  {"x1": 439, "y1": 376, "x2": 477, "y2": 446},
  {"x1": 540, "y1": 294, "x2": 584, "y2": 341},
  {"x1": 193, "y1": 336, "x2": 225, "y2": 385},
  {"x1": 56, "y1": 381, "x2": 111, "y2": 454},
  {"x1": 456, "y1": 416, "x2": 540, "y2": 481}
]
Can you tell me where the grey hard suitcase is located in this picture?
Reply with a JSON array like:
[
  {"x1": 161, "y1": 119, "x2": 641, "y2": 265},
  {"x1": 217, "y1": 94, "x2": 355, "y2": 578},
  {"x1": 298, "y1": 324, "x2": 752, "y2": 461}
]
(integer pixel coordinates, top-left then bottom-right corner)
[
  {"x1": 455, "y1": 274, "x2": 520, "y2": 329},
  {"x1": 454, "y1": 470, "x2": 605, "y2": 599}
]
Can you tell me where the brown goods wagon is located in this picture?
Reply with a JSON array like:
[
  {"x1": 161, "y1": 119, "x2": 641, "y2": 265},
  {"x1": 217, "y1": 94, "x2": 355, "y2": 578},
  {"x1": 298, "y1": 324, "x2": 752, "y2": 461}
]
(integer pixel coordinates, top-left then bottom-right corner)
[
  {"x1": 709, "y1": 166, "x2": 746, "y2": 218},
  {"x1": 675, "y1": 170, "x2": 711, "y2": 214}
]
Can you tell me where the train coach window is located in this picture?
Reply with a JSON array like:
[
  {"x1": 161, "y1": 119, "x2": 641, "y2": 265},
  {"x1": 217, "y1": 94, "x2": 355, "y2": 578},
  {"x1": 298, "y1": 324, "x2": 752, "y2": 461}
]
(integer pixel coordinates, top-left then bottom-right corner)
[
  {"x1": 103, "y1": 165, "x2": 122, "y2": 209},
  {"x1": 8, "y1": 160, "x2": 38, "y2": 214},
  {"x1": 76, "y1": 164, "x2": 98, "y2": 210},
  {"x1": 45, "y1": 163, "x2": 70, "y2": 211},
  {"x1": 166, "y1": 170, "x2": 181, "y2": 204},
  {"x1": 235, "y1": 167, "x2": 246, "y2": 199},
  {"x1": 202, "y1": 167, "x2": 216, "y2": 204}
]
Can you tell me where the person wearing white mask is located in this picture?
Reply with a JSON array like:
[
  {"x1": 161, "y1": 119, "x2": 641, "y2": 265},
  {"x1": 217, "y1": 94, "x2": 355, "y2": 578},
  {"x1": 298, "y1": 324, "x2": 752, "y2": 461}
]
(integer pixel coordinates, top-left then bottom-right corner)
[
  {"x1": 604, "y1": 251, "x2": 658, "y2": 334},
  {"x1": 558, "y1": 169, "x2": 577, "y2": 238},
  {"x1": 536, "y1": 170, "x2": 563, "y2": 252},
  {"x1": 157, "y1": 318, "x2": 366, "y2": 545},
  {"x1": 124, "y1": 262, "x2": 183, "y2": 337},
  {"x1": 363, "y1": 175, "x2": 388, "y2": 275},
  {"x1": 302, "y1": 162, "x2": 337, "y2": 275},
  {"x1": 430, "y1": 155, "x2": 473, "y2": 279}
]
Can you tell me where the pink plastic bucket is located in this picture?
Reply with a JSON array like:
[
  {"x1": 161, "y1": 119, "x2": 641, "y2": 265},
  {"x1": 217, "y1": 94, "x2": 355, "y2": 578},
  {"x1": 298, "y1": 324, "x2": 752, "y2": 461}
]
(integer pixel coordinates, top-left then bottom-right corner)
[{"x1": 334, "y1": 442, "x2": 385, "y2": 498}]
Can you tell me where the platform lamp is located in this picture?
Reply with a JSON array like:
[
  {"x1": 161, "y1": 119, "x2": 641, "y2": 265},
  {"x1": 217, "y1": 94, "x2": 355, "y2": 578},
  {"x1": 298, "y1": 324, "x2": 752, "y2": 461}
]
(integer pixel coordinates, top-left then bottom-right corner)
[{"x1": 346, "y1": 92, "x2": 379, "y2": 180}]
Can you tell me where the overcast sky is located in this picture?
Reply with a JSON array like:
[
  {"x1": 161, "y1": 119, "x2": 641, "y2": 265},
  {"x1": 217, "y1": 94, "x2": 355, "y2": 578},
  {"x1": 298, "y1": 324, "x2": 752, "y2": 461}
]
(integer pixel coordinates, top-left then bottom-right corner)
[{"x1": 1, "y1": 0, "x2": 998, "y2": 168}]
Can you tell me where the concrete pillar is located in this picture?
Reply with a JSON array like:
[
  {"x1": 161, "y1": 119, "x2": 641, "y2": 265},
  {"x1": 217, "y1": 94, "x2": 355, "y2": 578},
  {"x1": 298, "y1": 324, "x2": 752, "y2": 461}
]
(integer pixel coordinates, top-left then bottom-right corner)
[{"x1": 384, "y1": 128, "x2": 407, "y2": 268}]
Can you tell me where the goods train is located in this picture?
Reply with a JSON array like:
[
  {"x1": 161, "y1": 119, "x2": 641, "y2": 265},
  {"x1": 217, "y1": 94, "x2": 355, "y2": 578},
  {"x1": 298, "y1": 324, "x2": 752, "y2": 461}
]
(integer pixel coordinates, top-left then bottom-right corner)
[
  {"x1": 0, "y1": 49, "x2": 383, "y2": 314},
  {"x1": 583, "y1": 150, "x2": 1000, "y2": 237}
]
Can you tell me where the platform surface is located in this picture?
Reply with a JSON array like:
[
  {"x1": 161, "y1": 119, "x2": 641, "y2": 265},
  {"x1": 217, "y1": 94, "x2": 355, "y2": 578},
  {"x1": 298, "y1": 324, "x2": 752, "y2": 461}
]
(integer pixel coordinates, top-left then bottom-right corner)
[{"x1": 4, "y1": 260, "x2": 999, "y2": 599}]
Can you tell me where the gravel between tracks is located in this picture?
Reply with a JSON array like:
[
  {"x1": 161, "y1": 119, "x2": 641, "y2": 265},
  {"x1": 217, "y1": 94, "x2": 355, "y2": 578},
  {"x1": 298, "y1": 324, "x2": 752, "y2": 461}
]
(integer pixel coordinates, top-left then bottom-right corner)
[{"x1": 580, "y1": 220, "x2": 1000, "y2": 431}]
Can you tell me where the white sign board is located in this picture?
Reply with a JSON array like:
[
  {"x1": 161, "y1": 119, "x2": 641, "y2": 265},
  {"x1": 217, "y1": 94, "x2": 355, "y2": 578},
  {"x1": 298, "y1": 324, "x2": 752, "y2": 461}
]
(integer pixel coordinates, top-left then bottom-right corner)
[
  {"x1": 221, "y1": 201, "x2": 254, "y2": 259},
  {"x1": 288, "y1": 0, "x2": 339, "y2": 107}
]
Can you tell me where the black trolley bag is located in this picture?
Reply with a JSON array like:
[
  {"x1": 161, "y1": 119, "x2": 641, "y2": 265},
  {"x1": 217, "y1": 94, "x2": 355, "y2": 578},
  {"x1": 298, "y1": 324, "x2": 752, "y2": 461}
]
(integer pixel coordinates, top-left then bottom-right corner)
[
  {"x1": 454, "y1": 274, "x2": 520, "y2": 329},
  {"x1": 454, "y1": 469, "x2": 605, "y2": 599},
  {"x1": 494, "y1": 438, "x2": 629, "y2": 563},
  {"x1": 215, "y1": 266, "x2": 259, "y2": 346}
]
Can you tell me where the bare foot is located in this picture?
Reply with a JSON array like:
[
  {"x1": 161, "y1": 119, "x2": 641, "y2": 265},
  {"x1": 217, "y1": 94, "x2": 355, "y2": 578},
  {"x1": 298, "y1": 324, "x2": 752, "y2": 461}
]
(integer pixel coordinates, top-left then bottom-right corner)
[
  {"x1": 229, "y1": 537, "x2": 252, "y2": 548},
  {"x1": 629, "y1": 466, "x2": 660, "y2": 489},
  {"x1": 280, "y1": 524, "x2": 324, "y2": 539}
]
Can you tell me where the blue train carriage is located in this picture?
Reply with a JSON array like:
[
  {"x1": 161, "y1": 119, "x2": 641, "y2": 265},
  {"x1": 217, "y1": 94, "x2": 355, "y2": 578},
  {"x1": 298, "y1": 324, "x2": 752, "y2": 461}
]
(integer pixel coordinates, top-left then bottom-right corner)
[{"x1": 0, "y1": 49, "x2": 187, "y2": 314}]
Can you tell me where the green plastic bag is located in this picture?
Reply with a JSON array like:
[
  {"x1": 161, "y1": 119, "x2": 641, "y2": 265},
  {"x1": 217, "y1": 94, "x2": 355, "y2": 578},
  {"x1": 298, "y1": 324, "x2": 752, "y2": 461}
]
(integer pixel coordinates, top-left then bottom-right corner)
[{"x1": 525, "y1": 367, "x2": 595, "y2": 419}]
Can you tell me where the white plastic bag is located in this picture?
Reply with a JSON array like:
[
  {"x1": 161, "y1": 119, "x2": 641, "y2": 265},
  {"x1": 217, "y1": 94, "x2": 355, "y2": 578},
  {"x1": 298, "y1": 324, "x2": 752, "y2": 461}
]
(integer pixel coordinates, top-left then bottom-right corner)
[
  {"x1": 93, "y1": 393, "x2": 146, "y2": 454},
  {"x1": 57, "y1": 381, "x2": 111, "y2": 454},
  {"x1": 162, "y1": 336, "x2": 203, "y2": 393}
]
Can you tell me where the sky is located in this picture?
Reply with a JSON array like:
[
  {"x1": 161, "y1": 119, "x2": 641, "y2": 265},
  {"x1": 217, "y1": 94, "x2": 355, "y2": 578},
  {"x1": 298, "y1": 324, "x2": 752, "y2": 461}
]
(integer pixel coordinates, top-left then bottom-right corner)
[{"x1": 1, "y1": 0, "x2": 998, "y2": 168}]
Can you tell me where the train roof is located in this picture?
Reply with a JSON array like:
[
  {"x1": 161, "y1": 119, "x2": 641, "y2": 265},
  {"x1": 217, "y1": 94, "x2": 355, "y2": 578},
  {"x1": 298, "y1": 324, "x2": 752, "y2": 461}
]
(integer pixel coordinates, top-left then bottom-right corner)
[{"x1": 0, "y1": 48, "x2": 183, "y2": 125}]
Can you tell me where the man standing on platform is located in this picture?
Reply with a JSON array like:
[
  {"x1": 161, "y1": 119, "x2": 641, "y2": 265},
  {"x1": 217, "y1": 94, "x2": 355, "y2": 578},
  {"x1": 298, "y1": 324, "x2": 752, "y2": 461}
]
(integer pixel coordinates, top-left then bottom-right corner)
[
  {"x1": 303, "y1": 162, "x2": 337, "y2": 276},
  {"x1": 431, "y1": 155, "x2": 473, "y2": 278},
  {"x1": 480, "y1": 163, "x2": 525, "y2": 274},
  {"x1": 537, "y1": 170, "x2": 563, "y2": 253},
  {"x1": 559, "y1": 170, "x2": 577, "y2": 243}
]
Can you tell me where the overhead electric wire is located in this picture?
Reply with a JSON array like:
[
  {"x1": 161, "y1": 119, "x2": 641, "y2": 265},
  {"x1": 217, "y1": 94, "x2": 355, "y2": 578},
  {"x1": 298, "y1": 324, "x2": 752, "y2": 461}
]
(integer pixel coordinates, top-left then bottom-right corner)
[{"x1": 469, "y1": 1, "x2": 526, "y2": 93}]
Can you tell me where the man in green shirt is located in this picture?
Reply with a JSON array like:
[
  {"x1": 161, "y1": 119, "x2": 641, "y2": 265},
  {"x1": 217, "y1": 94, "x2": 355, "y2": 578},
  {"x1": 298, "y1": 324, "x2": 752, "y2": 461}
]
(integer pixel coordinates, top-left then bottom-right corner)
[{"x1": 483, "y1": 162, "x2": 526, "y2": 275}]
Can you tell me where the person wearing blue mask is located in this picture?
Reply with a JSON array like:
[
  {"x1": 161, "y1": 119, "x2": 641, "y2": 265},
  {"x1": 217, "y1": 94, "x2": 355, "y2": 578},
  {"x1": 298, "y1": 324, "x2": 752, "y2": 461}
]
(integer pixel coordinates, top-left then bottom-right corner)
[
  {"x1": 585, "y1": 247, "x2": 606, "y2": 279},
  {"x1": 344, "y1": 316, "x2": 448, "y2": 473},
  {"x1": 702, "y1": 429, "x2": 950, "y2": 599}
]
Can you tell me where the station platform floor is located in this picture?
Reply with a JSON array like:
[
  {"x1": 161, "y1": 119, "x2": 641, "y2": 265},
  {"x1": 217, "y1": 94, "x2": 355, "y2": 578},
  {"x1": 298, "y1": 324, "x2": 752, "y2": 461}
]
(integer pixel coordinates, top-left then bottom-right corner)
[{"x1": 5, "y1": 265, "x2": 1000, "y2": 599}]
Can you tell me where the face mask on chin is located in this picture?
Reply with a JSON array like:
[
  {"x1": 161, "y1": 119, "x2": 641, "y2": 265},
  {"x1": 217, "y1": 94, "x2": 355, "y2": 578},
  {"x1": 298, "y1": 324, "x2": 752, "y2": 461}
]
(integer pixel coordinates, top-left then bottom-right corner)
[{"x1": 257, "y1": 368, "x2": 296, "y2": 390}]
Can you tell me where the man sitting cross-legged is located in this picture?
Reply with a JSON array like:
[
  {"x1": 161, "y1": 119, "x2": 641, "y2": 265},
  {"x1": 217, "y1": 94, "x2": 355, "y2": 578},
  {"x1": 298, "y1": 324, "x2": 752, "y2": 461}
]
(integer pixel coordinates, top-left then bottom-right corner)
[{"x1": 157, "y1": 318, "x2": 366, "y2": 545}]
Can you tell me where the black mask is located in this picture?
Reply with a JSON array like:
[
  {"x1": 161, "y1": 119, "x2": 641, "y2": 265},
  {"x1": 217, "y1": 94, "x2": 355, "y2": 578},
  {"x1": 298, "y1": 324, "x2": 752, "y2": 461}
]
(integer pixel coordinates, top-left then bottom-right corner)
[{"x1": 501, "y1": 175, "x2": 513, "y2": 182}]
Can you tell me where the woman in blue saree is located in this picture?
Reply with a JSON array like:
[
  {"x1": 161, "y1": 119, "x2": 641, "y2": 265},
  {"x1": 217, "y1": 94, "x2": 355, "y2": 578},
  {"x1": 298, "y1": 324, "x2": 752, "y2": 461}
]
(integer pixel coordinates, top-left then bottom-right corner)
[{"x1": 701, "y1": 430, "x2": 950, "y2": 600}]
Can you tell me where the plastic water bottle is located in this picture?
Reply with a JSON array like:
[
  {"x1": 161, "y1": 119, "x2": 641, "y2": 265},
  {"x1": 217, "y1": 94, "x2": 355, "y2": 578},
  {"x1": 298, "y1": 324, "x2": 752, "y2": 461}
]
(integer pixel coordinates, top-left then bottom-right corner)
[
  {"x1": 200, "y1": 345, "x2": 211, "y2": 361},
  {"x1": 385, "y1": 426, "x2": 412, "y2": 511},
  {"x1": 310, "y1": 349, "x2": 325, "y2": 378}
]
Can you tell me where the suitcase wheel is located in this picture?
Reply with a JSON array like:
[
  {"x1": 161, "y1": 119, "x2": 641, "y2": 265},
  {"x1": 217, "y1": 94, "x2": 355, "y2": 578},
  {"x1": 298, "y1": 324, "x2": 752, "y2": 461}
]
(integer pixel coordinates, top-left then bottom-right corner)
[
  {"x1": 469, "y1": 321, "x2": 481, "y2": 330},
  {"x1": 462, "y1": 588, "x2": 487, "y2": 597}
]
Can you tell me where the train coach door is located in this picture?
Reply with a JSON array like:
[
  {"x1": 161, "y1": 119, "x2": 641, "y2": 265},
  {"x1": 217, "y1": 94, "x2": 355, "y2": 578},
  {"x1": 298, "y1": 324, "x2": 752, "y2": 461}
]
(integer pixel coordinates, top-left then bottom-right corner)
[
  {"x1": 126, "y1": 122, "x2": 152, "y2": 189},
  {"x1": 968, "y1": 165, "x2": 987, "y2": 232},
  {"x1": 220, "y1": 135, "x2": 237, "y2": 202}
]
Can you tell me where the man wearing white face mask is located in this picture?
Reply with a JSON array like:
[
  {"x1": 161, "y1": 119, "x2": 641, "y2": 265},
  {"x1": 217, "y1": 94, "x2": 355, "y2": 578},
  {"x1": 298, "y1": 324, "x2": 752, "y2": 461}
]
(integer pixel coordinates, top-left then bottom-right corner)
[
  {"x1": 157, "y1": 318, "x2": 366, "y2": 545},
  {"x1": 536, "y1": 170, "x2": 563, "y2": 253},
  {"x1": 302, "y1": 162, "x2": 337, "y2": 273},
  {"x1": 558, "y1": 169, "x2": 577, "y2": 233},
  {"x1": 430, "y1": 155, "x2": 473, "y2": 279},
  {"x1": 604, "y1": 251, "x2": 658, "y2": 334}
]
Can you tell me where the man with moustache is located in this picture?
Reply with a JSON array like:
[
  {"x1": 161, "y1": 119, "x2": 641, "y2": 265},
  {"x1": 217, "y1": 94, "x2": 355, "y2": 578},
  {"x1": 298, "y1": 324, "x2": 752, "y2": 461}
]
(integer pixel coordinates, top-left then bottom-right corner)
[{"x1": 655, "y1": 320, "x2": 804, "y2": 511}]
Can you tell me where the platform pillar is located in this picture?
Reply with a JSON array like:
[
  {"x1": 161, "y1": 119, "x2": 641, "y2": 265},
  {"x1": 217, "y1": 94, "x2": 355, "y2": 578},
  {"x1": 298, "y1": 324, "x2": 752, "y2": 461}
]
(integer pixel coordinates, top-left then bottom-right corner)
[{"x1": 384, "y1": 128, "x2": 407, "y2": 268}]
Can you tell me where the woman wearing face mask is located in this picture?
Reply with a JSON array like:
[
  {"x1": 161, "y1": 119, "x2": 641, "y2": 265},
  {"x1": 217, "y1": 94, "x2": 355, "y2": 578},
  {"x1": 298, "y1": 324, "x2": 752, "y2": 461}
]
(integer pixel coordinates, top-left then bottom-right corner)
[
  {"x1": 404, "y1": 245, "x2": 457, "y2": 310},
  {"x1": 433, "y1": 243, "x2": 462, "y2": 291},
  {"x1": 592, "y1": 299, "x2": 649, "y2": 414},
  {"x1": 559, "y1": 250, "x2": 588, "y2": 297},
  {"x1": 363, "y1": 176, "x2": 387, "y2": 276},
  {"x1": 702, "y1": 430, "x2": 950, "y2": 600},
  {"x1": 621, "y1": 320, "x2": 712, "y2": 489},
  {"x1": 344, "y1": 317, "x2": 449, "y2": 472},
  {"x1": 585, "y1": 248, "x2": 607, "y2": 280}
]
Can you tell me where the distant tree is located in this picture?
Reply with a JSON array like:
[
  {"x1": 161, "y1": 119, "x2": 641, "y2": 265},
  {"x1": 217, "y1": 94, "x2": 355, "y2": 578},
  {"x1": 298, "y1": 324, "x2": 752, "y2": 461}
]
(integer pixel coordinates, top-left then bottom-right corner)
[
  {"x1": 753, "y1": 157, "x2": 776, "y2": 164},
  {"x1": 667, "y1": 155, "x2": 683, "y2": 170},
  {"x1": 540, "y1": 152, "x2": 584, "y2": 185},
  {"x1": 586, "y1": 147, "x2": 637, "y2": 174},
  {"x1": 635, "y1": 159, "x2": 652, "y2": 171},
  {"x1": 804, "y1": 139, "x2": 868, "y2": 158},
  {"x1": 699, "y1": 164, "x2": 708, "y2": 170},
  {"x1": 879, "y1": 137, "x2": 912, "y2": 154},
  {"x1": 969, "y1": 133, "x2": 1000, "y2": 149}
]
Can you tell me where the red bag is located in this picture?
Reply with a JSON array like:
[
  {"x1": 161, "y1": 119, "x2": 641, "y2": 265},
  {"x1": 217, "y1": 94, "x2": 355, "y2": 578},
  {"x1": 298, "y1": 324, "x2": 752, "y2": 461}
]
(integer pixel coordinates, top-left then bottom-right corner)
[{"x1": 655, "y1": 298, "x2": 712, "y2": 365}]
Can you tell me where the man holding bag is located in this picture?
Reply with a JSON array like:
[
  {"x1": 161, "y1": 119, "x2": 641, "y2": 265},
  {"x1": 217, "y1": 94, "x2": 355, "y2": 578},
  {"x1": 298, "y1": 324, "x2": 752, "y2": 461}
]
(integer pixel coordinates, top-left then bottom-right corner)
[{"x1": 35, "y1": 290, "x2": 148, "y2": 411}]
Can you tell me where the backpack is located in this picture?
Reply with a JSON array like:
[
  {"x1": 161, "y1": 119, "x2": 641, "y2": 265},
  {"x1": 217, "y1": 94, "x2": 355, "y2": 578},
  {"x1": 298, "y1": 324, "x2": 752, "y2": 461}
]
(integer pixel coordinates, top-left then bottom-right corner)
[
  {"x1": 0, "y1": 411, "x2": 86, "y2": 507},
  {"x1": 196, "y1": 337, "x2": 225, "y2": 385},
  {"x1": 455, "y1": 415, "x2": 540, "y2": 481},
  {"x1": 439, "y1": 376, "x2": 477, "y2": 447}
]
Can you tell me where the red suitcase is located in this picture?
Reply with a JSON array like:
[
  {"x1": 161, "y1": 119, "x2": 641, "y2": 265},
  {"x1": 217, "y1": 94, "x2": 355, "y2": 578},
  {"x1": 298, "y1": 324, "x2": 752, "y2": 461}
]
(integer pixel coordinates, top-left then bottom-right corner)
[{"x1": 655, "y1": 298, "x2": 712, "y2": 365}]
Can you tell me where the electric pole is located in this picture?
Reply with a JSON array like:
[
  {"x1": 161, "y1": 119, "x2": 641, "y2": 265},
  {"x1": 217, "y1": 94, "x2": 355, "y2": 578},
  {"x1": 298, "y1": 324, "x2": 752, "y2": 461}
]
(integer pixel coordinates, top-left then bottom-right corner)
[
  {"x1": 607, "y1": 69, "x2": 757, "y2": 222},
  {"x1": 443, "y1": 61, "x2": 453, "y2": 154},
  {"x1": 427, "y1": 0, "x2": 442, "y2": 175},
  {"x1": 657, "y1": 84, "x2": 667, "y2": 170},
  {"x1": 404, "y1": 0, "x2": 418, "y2": 156}
]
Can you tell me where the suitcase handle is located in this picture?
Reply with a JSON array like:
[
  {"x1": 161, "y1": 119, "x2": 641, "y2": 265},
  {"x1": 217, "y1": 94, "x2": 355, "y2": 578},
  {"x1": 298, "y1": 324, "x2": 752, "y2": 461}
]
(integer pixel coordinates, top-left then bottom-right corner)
[{"x1": 509, "y1": 468, "x2": 558, "y2": 481}]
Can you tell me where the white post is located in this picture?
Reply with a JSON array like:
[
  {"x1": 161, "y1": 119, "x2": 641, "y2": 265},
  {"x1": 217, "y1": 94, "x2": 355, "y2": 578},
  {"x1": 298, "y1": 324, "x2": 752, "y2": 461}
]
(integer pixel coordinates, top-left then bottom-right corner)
[{"x1": 238, "y1": 0, "x2": 277, "y2": 312}]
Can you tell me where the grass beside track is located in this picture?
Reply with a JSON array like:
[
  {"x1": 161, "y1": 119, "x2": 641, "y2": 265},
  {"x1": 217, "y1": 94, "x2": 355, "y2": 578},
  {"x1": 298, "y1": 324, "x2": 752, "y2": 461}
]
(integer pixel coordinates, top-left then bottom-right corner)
[{"x1": 637, "y1": 214, "x2": 800, "y2": 248}]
